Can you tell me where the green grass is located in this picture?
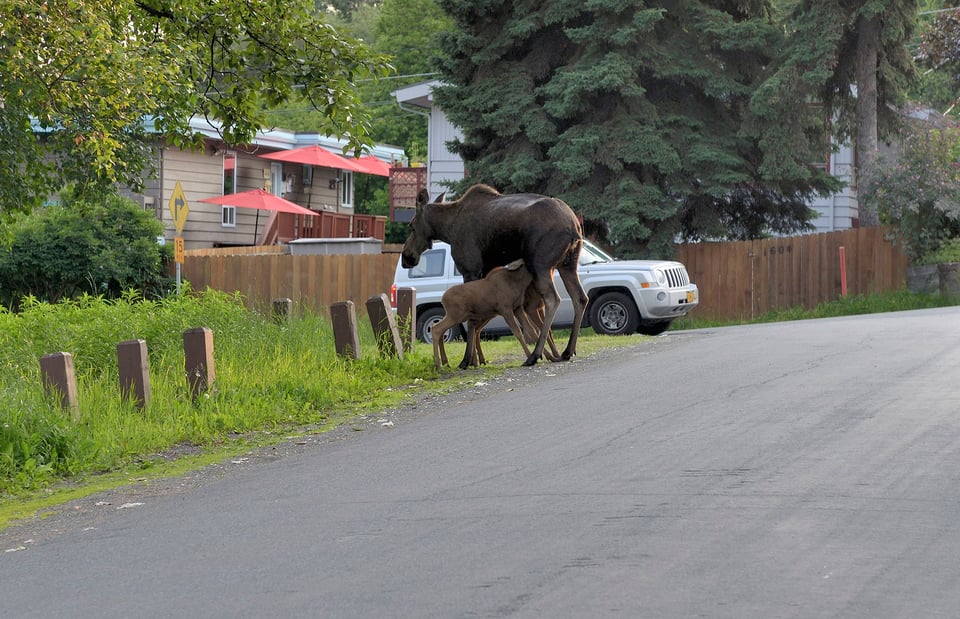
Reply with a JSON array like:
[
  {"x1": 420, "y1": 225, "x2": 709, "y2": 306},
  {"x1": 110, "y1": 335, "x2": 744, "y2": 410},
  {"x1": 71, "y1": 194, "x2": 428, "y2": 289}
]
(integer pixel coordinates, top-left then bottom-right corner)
[
  {"x1": 1, "y1": 286, "x2": 955, "y2": 529},
  {"x1": 0, "y1": 288, "x2": 640, "y2": 527}
]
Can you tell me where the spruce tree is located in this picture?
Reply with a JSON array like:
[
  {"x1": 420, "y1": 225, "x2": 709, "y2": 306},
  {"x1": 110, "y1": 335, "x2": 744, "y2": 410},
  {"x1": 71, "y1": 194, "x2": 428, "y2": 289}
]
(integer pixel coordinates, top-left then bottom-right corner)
[
  {"x1": 757, "y1": 0, "x2": 918, "y2": 227},
  {"x1": 434, "y1": 0, "x2": 838, "y2": 256}
]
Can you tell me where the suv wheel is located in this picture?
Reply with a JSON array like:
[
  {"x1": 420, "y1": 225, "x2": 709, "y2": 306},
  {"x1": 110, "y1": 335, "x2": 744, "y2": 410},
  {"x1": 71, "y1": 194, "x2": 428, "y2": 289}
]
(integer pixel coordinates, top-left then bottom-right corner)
[
  {"x1": 417, "y1": 307, "x2": 463, "y2": 344},
  {"x1": 589, "y1": 292, "x2": 640, "y2": 335}
]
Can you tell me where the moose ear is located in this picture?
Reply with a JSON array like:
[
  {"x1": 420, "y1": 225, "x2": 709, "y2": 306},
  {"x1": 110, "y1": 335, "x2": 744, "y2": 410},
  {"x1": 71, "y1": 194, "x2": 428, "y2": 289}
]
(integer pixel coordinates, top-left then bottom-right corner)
[
  {"x1": 434, "y1": 191, "x2": 446, "y2": 203},
  {"x1": 416, "y1": 188, "x2": 430, "y2": 208}
]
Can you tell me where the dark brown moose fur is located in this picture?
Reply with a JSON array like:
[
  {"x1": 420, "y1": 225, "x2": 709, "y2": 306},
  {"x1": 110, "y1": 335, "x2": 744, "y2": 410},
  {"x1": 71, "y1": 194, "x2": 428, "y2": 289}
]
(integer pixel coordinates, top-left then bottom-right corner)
[{"x1": 402, "y1": 184, "x2": 588, "y2": 367}]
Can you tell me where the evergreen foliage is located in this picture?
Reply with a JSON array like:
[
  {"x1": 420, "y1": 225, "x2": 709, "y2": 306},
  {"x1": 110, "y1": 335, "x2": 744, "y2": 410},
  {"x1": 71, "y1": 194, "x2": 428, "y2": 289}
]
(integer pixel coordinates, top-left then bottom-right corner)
[
  {"x1": 433, "y1": 0, "x2": 840, "y2": 256},
  {"x1": 760, "y1": 0, "x2": 919, "y2": 225}
]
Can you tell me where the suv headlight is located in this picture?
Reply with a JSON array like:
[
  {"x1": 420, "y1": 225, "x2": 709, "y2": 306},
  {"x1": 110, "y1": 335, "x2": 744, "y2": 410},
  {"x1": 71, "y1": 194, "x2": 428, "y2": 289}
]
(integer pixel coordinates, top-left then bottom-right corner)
[{"x1": 654, "y1": 268, "x2": 667, "y2": 286}]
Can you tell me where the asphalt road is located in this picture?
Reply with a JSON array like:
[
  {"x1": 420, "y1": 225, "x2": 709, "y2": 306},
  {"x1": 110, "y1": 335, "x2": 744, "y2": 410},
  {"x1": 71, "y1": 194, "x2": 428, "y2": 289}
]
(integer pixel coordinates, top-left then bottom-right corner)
[{"x1": 3, "y1": 307, "x2": 960, "y2": 618}]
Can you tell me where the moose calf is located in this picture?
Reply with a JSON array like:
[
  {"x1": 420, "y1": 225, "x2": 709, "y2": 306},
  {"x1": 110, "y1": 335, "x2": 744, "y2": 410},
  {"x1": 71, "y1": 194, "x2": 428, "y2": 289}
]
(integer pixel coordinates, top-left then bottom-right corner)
[{"x1": 433, "y1": 259, "x2": 538, "y2": 370}]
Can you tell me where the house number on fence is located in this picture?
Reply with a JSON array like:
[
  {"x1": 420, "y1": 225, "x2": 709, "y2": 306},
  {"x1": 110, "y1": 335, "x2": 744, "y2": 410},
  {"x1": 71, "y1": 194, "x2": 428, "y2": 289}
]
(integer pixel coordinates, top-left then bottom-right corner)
[{"x1": 763, "y1": 245, "x2": 793, "y2": 257}]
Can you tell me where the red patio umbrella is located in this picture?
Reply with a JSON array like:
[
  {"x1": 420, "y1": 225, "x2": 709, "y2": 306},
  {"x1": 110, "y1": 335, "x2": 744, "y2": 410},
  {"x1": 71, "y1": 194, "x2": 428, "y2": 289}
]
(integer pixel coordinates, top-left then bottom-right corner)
[
  {"x1": 352, "y1": 155, "x2": 392, "y2": 177},
  {"x1": 200, "y1": 189, "x2": 315, "y2": 243},
  {"x1": 259, "y1": 145, "x2": 367, "y2": 172}
]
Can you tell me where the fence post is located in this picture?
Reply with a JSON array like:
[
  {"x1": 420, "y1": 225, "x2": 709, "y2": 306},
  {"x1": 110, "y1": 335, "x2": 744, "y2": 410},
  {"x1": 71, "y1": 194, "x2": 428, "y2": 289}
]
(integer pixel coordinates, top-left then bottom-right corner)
[
  {"x1": 365, "y1": 293, "x2": 404, "y2": 359},
  {"x1": 330, "y1": 300, "x2": 361, "y2": 359},
  {"x1": 39, "y1": 352, "x2": 79, "y2": 418},
  {"x1": 839, "y1": 246, "x2": 848, "y2": 296},
  {"x1": 395, "y1": 287, "x2": 416, "y2": 352},
  {"x1": 183, "y1": 327, "x2": 215, "y2": 401},
  {"x1": 117, "y1": 339, "x2": 151, "y2": 410},
  {"x1": 272, "y1": 297, "x2": 293, "y2": 323}
]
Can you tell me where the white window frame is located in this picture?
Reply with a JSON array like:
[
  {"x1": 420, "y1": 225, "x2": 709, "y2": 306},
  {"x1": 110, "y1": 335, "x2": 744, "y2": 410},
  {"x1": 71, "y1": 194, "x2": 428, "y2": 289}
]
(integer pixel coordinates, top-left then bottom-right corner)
[
  {"x1": 340, "y1": 171, "x2": 354, "y2": 209},
  {"x1": 221, "y1": 205, "x2": 237, "y2": 228},
  {"x1": 223, "y1": 151, "x2": 238, "y2": 195},
  {"x1": 270, "y1": 162, "x2": 283, "y2": 196}
]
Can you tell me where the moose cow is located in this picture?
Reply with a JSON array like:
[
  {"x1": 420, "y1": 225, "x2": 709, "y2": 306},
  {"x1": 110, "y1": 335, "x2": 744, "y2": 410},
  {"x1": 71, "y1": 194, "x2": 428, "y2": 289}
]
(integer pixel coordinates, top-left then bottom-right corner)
[{"x1": 401, "y1": 184, "x2": 588, "y2": 367}]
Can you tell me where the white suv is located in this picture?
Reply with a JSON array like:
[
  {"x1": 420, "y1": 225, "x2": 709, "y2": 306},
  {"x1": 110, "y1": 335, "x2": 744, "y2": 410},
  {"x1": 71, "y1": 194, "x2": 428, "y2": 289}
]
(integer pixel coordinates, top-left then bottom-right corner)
[{"x1": 391, "y1": 239, "x2": 699, "y2": 343}]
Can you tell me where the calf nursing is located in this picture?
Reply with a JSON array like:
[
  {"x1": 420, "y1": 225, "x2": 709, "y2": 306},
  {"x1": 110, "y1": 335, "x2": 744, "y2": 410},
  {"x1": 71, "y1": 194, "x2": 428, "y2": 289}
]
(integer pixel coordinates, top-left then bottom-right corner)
[
  {"x1": 433, "y1": 260, "x2": 538, "y2": 370},
  {"x1": 403, "y1": 184, "x2": 588, "y2": 367}
]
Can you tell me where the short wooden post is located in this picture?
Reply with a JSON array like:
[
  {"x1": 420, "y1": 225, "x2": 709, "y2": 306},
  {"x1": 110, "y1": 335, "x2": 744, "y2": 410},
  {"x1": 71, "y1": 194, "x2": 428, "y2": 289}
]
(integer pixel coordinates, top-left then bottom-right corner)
[
  {"x1": 183, "y1": 327, "x2": 215, "y2": 401},
  {"x1": 366, "y1": 293, "x2": 403, "y2": 359},
  {"x1": 39, "y1": 352, "x2": 79, "y2": 418},
  {"x1": 395, "y1": 287, "x2": 417, "y2": 353},
  {"x1": 272, "y1": 297, "x2": 293, "y2": 323},
  {"x1": 117, "y1": 339, "x2": 151, "y2": 410},
  {"x1": 330, "y1": 300, "x2": 361, "y2": 359}
]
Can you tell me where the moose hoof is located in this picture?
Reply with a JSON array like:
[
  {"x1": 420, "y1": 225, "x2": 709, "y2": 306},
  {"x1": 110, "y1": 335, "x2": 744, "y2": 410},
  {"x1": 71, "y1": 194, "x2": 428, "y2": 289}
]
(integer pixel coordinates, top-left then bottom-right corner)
[{"x1": 523, "y1": 353, "x2": 541, "y2": 367}]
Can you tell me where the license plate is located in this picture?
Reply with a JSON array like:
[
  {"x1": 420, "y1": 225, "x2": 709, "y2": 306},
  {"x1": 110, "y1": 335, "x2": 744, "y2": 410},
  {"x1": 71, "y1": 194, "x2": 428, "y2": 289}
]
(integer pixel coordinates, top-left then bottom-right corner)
[{"x1": 686, "y1": 291, "x2": 696, "y2": 303}]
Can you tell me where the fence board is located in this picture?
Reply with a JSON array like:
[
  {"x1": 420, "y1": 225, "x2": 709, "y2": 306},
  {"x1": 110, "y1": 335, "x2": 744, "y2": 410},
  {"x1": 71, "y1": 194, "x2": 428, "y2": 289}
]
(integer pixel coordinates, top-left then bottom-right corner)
[
  {"x1": 180, "y1": 252, "x2": 399, "y2": 315},
  {"x1": 180, "y1": 228, "x2": 907, "y2": 322},
  {"x1": 674, "y1": 227, "x2": 908, "y2": 322}
]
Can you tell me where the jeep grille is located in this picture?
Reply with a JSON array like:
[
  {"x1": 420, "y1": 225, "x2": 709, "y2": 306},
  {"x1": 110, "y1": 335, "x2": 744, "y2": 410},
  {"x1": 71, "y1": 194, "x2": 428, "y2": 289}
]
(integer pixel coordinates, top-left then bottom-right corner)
[{"x1": 664, "y1": 266, "x2": 690, "y2": 288}]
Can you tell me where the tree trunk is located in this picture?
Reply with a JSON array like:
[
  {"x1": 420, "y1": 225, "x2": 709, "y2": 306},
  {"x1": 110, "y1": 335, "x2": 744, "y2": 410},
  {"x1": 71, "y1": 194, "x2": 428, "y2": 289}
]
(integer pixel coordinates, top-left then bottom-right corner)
[{"x1": 855, "y1": 12, "x2": 881, "y2": 227}]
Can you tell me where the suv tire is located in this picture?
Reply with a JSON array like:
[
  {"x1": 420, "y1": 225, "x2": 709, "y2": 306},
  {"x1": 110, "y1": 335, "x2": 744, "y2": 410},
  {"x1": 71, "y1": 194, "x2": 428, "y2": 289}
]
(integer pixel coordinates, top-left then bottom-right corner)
[
  {"x1": 417, "y1": 306, "x2": 463, "y2": 344},
  {"x1": 589, "y1": 291, "x2": 640, "y2": 335}
]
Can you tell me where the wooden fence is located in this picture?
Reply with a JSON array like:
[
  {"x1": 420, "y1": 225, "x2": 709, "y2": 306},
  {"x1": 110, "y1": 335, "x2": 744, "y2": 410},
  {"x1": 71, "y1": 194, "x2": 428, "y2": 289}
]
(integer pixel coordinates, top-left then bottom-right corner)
[
  {"x1": 180, "y1": 227, "x2": 910, "y2": 322},
  {"x1": 181, "y1": 250, "x2": 400, "y2": 314},
  {"x1": 675, "y1": 227, "x2": 909, "y2": 322}
]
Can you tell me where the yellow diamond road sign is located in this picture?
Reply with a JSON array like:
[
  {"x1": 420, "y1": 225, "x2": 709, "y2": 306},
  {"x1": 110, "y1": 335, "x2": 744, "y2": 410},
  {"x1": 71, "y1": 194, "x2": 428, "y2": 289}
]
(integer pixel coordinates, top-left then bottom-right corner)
[{"x1": 169, "y1": 181, "x2": 190, "y2": 234}]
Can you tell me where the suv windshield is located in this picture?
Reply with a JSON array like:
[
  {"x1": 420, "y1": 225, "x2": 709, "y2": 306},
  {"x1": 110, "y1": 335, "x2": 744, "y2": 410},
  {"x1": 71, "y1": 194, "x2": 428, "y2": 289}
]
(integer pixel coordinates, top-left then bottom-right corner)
[{"x1": 580, "y1": 240, "x2": 614, "y2": 265}]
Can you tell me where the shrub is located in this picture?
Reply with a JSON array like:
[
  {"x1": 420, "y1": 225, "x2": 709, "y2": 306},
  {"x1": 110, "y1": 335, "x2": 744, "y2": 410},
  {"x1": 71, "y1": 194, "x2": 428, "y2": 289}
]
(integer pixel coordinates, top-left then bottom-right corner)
[
  {"x1": 861, "y1": 123, "x2": 960, "y2": 264},
  {"x1": 0, "y1": 190, "x2": 173, "y2": 309}
]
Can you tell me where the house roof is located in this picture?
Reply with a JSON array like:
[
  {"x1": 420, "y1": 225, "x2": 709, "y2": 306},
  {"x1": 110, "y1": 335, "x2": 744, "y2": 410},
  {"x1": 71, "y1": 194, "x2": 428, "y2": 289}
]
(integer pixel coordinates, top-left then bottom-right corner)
[
  {"x1": 31, "y1": 115, "x2": 404, "y2": 163},
  {"x1": 188, "y1": 117, "x2": 404, "y2": 163},
  {"x1": 392, "y1": 79, "x2": 441, "y2": 109}
]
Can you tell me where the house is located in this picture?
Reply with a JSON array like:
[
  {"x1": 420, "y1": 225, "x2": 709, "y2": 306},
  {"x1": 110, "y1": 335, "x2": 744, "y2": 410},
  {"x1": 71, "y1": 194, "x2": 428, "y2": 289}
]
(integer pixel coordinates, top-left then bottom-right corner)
[
  {"x1": 127, "y1": 117, "x2": 404, "y2": 250},
  {"x1": 393, "y1": 81, "x2": 465, "y2": 203},
  {"x1": 393, "y1": 79, "x2": 860, "y2": 233}
]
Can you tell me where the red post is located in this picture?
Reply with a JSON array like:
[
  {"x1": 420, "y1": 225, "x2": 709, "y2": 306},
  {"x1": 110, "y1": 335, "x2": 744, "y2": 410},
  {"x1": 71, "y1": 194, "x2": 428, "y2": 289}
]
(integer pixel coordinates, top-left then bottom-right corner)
[{"x1": 839, "y1": 246, "x2": 848, "y2": 296}]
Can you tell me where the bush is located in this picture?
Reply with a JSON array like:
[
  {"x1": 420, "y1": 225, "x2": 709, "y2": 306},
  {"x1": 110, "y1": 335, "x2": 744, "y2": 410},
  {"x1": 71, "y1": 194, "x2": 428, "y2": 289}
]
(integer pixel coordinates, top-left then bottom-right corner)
[
  {"x1": 861, "y1": 123, "x2": 960, "y2": 264},
  {"x1": 0, "y1": 190, "x2": 172, "y2": 309}
]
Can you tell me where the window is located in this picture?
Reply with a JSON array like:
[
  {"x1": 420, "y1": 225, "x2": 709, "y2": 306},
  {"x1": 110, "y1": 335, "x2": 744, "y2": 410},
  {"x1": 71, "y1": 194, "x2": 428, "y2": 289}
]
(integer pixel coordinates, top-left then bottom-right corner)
[
  {"x1": 223, "y1": 152, "x2": 237, "y2": 195},
  {"x1": 270, "y1": 163, "x2": 283, "y2": 196},
  {"x1": 222, "y1": 206, "x2": 236, "y2": 228},
  {"x1": 340, "y1": 171, "x2": 354, "y2": 209},
  {"x1": 408, "y1": 248, "x2": 446, "y2": 278}
]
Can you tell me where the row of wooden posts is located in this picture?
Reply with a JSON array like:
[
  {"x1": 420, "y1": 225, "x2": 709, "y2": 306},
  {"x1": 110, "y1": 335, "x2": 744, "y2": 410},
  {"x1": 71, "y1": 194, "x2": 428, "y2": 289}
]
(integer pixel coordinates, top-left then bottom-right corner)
[{"x1": 39, "y1": 289, "x2": 419, "y2": 414}]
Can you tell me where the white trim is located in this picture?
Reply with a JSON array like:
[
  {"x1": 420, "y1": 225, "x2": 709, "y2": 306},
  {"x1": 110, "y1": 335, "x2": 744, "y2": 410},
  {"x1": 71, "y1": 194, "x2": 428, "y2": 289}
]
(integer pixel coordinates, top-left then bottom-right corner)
[{"x1": 221, "y1": 205, "x2": 237, "y2": 228}]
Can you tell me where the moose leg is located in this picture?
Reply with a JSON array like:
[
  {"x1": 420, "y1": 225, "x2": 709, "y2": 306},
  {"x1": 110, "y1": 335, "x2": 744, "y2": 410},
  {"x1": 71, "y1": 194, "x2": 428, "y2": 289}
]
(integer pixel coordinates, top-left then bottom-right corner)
[
  {"x1": 460, "y1": 321, "x2": 482, "y2": 370},
  {"x1": 465, "y1": 319, "x2": 489, "y2": 368},
  {"x1": 557, "y1": 265, "x2": 588, "y2": 361},
  {"x1": 524, "y1": 288, "x2": 563, "y2": 362},
  {"x1": 502, "y1": 308, "x2": 534, "y2": 360},
  {"x1": 517, "y1": 302, "x2": 560, "y2": 363},
  {"x1": 432, "y1": 316, "x2": 460, "y2": 369},
  {"x1": 524, "y1": 274, "x2": 561, "y2": 366}
]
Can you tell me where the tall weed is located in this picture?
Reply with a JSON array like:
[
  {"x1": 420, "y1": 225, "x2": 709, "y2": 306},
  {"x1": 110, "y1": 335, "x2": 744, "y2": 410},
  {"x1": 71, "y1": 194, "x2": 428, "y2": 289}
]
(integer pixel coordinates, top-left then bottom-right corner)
[{"x1": 0, "y1": 289, "x2": 434, "y2": 497}]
